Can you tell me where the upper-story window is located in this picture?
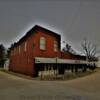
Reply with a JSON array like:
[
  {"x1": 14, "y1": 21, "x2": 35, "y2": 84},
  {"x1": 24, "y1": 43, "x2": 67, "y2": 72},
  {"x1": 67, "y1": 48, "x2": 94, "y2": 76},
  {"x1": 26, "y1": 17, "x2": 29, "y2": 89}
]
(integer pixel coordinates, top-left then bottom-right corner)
[
  {"x1": 40, "y1": 37, "x2": 46, "y2": 50},
  {"x1": 24, "y1": 42, "x2": 27, "y2": 52},
  {"x1": 11, "y1": 50, "x2": 13, "y2": 56},
  {"x1": 19, "y1": 46, "x2": 21, "y2": 53},
  {"x1": 54, "y1": 41, "x2": 58, "y2": 52},
  {"x1": 14, "y1": 48, "x2": 16, "y2": 55},
  {"x1": 13, "y1": 48, "x2": 15, "y2": 55}
]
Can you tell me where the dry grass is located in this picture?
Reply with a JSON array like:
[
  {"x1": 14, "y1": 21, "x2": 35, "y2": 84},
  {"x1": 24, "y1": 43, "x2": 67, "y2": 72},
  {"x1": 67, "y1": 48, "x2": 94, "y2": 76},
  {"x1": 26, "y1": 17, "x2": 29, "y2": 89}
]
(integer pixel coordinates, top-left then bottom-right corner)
[
  {"x1": 0, "y1": 68, "x2": 98, "y2": 81},
  {"x1": 39, "y1": 69, "x2": 97, "y2": 81}
]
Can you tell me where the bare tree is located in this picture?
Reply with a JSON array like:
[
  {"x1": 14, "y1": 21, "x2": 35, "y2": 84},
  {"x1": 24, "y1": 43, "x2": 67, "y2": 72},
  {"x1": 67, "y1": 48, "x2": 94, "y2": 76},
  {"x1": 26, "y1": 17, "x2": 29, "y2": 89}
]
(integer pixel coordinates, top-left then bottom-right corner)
[
  {"x1": 62, "y1": 43, "x2": 76, "y2": 54},
  {"x1": 81, "y1": 39, "x2": 99, "y2": 61}
]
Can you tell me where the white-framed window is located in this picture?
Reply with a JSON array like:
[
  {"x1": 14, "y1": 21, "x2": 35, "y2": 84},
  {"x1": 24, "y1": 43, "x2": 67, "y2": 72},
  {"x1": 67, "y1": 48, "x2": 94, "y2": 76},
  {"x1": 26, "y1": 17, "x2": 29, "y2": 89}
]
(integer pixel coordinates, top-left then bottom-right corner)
[
  {"x1": 40, "y1": 37, "x2": 46, "y2": 50},
  {"x1": 12, "y1": 49, "x2": 15, "y2": 55},
  {"x1": 54, "y1": 41, "x2": 58, "y2": 52},
  {"x1": 11, "y1": 50, "x2": 13, "y2": 56},
  {"x1": 14, "y1": 48, "x2": 16, "y2": 55},
  {"x1": 24, "y1": 42, "x2": 27, "y2": 51},
  {"x1": 19, "y1": 46, "x2": 21, "y2": 53}
]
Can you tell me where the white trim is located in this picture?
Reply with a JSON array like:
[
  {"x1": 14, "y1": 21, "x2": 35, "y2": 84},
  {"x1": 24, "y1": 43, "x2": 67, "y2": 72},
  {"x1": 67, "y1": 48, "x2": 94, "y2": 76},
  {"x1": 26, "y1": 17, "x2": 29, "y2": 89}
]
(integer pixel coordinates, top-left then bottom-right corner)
[
  {"x1": 35, "y1": 57, "x2": 56, "y2": 63},
  {"x1": 24, "y1": 42, "x2": 27, "y2": 51},
  {"x1": 54, "y1": 41, "x2": 58, "y2": 52},
  {"x1": 35, "y1": 57, "x2": 89, "y2": 64},
  {"x1": 40, "y1": 37, "x2": 46, "y2": 50},
  {"x1": 19, "y1": 46, "x2": 21, "y2": 53}
]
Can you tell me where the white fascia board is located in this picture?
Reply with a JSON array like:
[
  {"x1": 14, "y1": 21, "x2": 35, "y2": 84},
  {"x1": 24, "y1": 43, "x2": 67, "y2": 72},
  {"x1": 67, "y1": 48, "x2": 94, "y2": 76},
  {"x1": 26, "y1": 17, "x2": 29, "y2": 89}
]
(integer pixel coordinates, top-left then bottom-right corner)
[
  {"x1": 35, "y1": 57, "x2": 56, "y2": 63},
  {"x1": 57, "y1": 59, "x2": 75, "y2": 64},
  {"x1": 35, "y1": 57, "x2": 88, "y2": 64},
  {"x1": 57, "y1": 59, "x2": 87, "y2": 64},
  {"x1": 35, "y1": 57, "x2": 74, "y2": 64}
]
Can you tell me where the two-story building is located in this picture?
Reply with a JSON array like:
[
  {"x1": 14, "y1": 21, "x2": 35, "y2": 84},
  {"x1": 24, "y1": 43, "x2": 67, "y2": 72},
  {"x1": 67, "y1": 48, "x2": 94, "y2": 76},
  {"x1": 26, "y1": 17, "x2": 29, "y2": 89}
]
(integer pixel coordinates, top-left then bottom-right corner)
[
  {"x1": 9, "y1": 25, "x2": 62, "y2": 77},
  {"x1": 9, "y1": 25, "x2": 94, "y2": 77}
]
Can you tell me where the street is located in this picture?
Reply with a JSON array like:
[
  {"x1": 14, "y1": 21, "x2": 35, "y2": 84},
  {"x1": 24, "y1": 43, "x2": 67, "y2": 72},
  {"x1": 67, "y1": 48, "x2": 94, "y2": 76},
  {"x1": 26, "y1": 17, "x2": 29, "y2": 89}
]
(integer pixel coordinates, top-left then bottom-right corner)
[{"x1": 0, "y1": 70, "x2": 100, "y2": 100}]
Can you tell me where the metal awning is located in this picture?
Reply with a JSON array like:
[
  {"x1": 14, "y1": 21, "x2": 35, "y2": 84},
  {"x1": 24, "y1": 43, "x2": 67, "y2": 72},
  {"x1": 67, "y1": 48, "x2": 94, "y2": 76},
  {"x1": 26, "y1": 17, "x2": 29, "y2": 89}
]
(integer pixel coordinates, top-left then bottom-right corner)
[
  {"x1": 35, "y1": 57, "x2": 56, "y2": 64},
  {"x1": 35, "y1": 57, "x2": 89, "y2": 64}
]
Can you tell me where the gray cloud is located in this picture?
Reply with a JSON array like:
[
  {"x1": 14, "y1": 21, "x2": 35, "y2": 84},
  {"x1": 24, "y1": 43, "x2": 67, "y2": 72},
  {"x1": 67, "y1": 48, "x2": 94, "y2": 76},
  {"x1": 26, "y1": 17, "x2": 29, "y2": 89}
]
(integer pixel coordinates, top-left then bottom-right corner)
[{"x1": 0, "y1": 0, "x2": 100, "y2": 53}]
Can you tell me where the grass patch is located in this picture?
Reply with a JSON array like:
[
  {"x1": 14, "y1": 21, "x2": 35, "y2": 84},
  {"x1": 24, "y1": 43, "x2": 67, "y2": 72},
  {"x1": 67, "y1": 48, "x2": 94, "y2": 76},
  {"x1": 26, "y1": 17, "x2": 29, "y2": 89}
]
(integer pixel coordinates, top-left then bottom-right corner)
[
  {"x1": 39, "y1": 70, "x2": 97, "y2": 81},
  {"x1": 0, "y1": 68, "x2": 98, "y2": 81}
]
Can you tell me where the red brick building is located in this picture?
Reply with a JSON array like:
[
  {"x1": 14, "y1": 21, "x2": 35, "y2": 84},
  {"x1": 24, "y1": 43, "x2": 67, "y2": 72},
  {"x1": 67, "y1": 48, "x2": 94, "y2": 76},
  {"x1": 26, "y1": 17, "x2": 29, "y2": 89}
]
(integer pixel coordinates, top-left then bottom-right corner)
[{"x1": 9, "y1": 25, "x2": 94, "y2": 77}]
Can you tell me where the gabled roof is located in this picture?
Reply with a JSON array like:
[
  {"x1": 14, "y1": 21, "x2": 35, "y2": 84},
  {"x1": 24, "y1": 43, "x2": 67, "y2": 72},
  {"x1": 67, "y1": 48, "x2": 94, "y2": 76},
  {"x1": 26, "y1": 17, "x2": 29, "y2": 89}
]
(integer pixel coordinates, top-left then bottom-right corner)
[{"x1": 10, "y1": 25, "x2": 61, "y2": 50}]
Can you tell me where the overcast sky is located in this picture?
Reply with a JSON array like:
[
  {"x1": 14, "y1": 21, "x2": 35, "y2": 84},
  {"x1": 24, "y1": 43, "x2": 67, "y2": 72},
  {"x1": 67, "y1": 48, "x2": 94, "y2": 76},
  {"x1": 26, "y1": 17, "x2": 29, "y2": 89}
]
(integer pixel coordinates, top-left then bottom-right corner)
[{"x1": 0, "y1": 0, "x2": 100, "y2": 53}]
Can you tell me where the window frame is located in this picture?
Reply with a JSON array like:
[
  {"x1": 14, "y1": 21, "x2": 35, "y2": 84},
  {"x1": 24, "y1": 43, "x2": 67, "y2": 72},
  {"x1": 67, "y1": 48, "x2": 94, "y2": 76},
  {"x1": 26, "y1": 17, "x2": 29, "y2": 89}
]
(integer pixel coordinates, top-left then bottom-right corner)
[
  {"x1": 54, "y1": 40, "x2": 58, "y2": 52},
  {"x1": 19, "y1": 46, "x2": 21, "y2": 53},
  {"x1": 40, "y1": 37, "x2": 46, "y2": 50},
  {"x1": 24, "y1": 42, "x2": 27, "y2": 52}
]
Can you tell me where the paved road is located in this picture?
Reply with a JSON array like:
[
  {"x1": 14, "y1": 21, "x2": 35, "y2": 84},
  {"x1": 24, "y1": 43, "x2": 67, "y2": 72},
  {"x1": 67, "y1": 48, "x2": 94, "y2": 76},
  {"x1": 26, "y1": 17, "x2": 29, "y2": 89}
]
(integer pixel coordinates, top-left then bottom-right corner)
[{"x1": 0, "y1": 70, "x2": 100, "y2": 100}]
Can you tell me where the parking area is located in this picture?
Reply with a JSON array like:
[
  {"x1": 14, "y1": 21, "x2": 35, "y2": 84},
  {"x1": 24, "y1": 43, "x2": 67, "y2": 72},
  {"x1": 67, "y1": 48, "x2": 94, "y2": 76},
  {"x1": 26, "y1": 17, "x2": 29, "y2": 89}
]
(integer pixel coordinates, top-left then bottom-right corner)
[{"x1": 0, "y1": 69, "x2": 100, "y2": 100}]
